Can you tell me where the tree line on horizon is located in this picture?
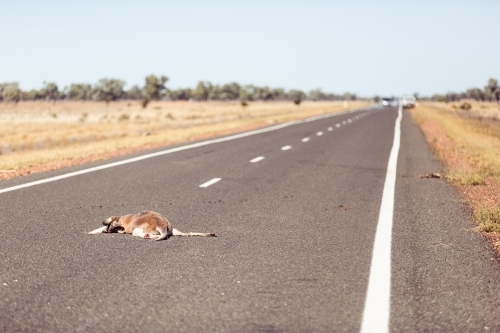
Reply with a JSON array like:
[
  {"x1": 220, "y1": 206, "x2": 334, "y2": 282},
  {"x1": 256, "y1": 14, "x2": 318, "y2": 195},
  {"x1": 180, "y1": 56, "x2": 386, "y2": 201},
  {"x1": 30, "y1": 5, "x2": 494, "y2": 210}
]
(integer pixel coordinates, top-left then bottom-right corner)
[
  {"x1": 425, "y1": 78, "x2": 499, "y2": 103},
  {"x1": 0, "y1": 75, "x2": 360, "y2": 106}
]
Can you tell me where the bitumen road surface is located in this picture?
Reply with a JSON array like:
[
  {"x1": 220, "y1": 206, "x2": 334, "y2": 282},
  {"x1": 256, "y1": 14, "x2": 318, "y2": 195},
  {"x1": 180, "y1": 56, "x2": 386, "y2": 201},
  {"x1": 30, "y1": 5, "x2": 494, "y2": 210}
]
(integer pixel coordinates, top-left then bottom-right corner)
[{"x1": 1, "y1": 106, "x2": 499, "y2": 333}]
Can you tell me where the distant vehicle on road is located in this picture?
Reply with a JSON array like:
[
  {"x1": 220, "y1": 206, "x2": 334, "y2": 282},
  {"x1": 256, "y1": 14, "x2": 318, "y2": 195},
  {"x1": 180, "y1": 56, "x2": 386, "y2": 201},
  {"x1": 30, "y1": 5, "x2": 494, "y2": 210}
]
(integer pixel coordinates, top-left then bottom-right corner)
[
  {"x1": 401, "y1": 96, "x2": 416, "y2": 109},
  {"x1": 381, "y1": 97, "x2": 394, "y2": 106}
]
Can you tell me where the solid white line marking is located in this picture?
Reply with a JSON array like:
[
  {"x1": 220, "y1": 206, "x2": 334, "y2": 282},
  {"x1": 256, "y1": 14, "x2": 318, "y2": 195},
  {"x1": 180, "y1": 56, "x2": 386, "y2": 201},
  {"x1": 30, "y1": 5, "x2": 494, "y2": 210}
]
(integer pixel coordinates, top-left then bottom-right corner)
[
  {"x1": 360, "y1": 106, "x2": 402, "y2": 333},
  {"x1": 199, "y1": 178, "x2": 221, "y2": 188},
  {"x1": 316, "y1": 132, "x2": 323, "y2": 136},
  {"x1": 301, "y1": 137, "x2": 310, "y2": 142},
  {"x1": 88, "y1": 226, "x2": 107, "y2": 234},
  {"x1": 328, "y1": 127, "x2": 333, "y2": 131},
  {"x1": 250, "y1": 156, "x2": 265, "y2": 163},
  {"x1": 281, "y1": 145, "x2": 292, "y2": 151},
  {"x1": 0, "y1": 107, "x2": 377, "y2": 195}
]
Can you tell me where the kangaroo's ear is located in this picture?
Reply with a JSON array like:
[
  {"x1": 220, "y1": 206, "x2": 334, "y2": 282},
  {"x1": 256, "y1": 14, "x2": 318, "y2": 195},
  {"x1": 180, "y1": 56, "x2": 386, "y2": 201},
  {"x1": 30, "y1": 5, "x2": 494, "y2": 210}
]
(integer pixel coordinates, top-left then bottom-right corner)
[
  {"x1": 107, "y1": 221, "x2": 123, "y2": 234},
  {"x1": 103, "y1": 216, "x2": 118, "y2": 226}
]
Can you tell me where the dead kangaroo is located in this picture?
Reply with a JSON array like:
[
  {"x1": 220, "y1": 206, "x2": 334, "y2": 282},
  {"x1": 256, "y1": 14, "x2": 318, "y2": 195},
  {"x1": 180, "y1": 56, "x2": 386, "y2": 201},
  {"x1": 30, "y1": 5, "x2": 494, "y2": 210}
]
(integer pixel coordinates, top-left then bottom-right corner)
[{"x1": 101, "y1": 210, "x2": 217, "y2": 241}]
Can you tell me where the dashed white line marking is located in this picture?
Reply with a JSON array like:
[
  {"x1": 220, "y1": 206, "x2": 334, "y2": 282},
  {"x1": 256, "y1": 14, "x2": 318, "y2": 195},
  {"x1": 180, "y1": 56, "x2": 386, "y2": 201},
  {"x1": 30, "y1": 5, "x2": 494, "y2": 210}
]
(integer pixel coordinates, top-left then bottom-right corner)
[
  {"x1": 348, "y1": 119, "x2": 352, "y2": 123},
  {"x1": 0, "y1": 106, "x2": 377, "y2": 195},
  {"x1": 328, "y1": 127, "x2": 333, "y2": 131},
  {"x1": 199, "y1": 178, "x2": 221, "y2": 188},
  {"x1": 301, "y1": 137, "x2": 310, "y2": 142},
  {"x1": 250, "y1": 156, "x2": 265, "y2": 163},
  {"x1": 336, "y1": 124, "x2": 341, "y2": 128},
  {"x1": 360, "y1": 106, "x2": 402, "y2": 333},
  {"x1": 317, "y1": 132, "x2": 323, "y2": 136},
  {"x1": 342, "y1": 121, "x2": 347, "y2": 125},
  {"x1": 281, "y1": 145, "x2": 292, "y2": 151}
]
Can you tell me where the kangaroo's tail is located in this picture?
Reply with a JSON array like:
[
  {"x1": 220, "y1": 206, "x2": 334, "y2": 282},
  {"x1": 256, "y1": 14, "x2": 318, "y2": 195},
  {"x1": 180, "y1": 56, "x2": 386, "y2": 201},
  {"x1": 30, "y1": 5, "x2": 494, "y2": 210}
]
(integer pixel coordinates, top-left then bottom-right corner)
[{"x1": 172, "y1": 228, "x2": 217, "y2": 237}]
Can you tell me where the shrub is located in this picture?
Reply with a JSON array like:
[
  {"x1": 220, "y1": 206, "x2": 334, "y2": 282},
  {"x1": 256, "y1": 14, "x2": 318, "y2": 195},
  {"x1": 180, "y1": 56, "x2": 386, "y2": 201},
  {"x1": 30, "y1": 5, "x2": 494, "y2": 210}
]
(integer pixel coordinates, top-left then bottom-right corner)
[
  {"x1": 119, "y1": 114, "x2": 130, "y2": 121},
  {"x1": 460, "y1": 102, "x2": 472, "y2": 110},
  {"x1": 142, "y1": 96, "x2": 150, "y2": 109}
]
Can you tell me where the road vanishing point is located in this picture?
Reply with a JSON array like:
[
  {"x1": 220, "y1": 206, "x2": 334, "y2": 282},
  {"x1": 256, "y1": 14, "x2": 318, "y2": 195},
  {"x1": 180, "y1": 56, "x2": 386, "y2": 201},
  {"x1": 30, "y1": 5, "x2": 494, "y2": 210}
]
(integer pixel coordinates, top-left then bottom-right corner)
[{"x1": 1, "y1": 105, "x2": 500, "y2": 332}]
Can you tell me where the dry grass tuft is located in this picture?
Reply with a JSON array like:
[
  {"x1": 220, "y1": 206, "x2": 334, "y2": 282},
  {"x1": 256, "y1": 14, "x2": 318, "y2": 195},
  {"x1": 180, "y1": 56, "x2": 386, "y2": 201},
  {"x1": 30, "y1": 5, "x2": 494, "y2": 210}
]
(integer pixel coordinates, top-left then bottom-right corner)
[{"x1": 475, "y1": 207, "x2": 500, "y2": 233}]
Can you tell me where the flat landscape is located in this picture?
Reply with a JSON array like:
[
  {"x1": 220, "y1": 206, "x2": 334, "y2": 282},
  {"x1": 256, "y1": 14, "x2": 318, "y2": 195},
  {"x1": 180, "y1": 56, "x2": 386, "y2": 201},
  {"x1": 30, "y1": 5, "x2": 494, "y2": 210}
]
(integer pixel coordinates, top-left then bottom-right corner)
[
  {"x1": 0, "y1": 100, "x2": 367, "y2": 180},
  {"x1": 3, "y1": 1, "x2": 499, "y2": 332},
  {"x1": 2, "y1": 104, "x2": 500, "y2": 332}
]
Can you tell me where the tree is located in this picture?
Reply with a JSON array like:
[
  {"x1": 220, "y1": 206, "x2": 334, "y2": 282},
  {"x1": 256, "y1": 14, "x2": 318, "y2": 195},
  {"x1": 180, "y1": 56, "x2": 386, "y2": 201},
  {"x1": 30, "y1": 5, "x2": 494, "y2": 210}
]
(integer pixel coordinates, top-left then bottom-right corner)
[
  {"x1": 0, "y1": 83, "x2": 21, "y2": 103},
  {"x1": 67, "y1": 83, "x2": 92, "y2": 101},
  {"x1": 288, "y1": 89, "x2": 306, "y2": 105},
  {"x1": 252, "y1": 86, "x2": 273, "y2": 101},
  {"x1": 143, "y1": 75, "x2": 168, "y2": 101},
  {"x1": 466, "y1": 88, "x2": 485, "y2": 101},
  {"x1": 192, "y1": 81, "x2": 209, "y2": 101},
  {"x1": 40, "y1": 82, "x2": 60, "y2": 101},
  {"x1": 92, "y1": 78, "x2": 125, "y2": 103},
  {"x1": 270, "y1": 88, "x2": 286, "y2": 101},
  {"x1": 125, "y1": 85, "x2": 143, "y2": 100},
  {"x1": 308, "y1": 89, "x2": 328, "y2": 101},
  {"x1": 486, "y1": 78, "x2": 499, "y2": 103},
  {"x1": 342, "y1": 92, "x2": 357, "y2": 101},
  {"x1": 219, "y1": 82, "x2": 241, "y2": 101},
  {"x1": 24, "y1": 89, "x2": 42, "y2": 101},
  {"x1": 167, "y1": 88, "x2": 192, "y2": 101}
]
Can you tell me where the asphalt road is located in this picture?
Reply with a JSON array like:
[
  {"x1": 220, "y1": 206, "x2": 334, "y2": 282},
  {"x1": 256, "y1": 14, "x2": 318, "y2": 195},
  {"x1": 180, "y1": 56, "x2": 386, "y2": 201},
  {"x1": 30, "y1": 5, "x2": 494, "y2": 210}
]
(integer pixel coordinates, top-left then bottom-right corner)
[{"x1": 1, "y1": 106, "x2": 499, "y2": 332}]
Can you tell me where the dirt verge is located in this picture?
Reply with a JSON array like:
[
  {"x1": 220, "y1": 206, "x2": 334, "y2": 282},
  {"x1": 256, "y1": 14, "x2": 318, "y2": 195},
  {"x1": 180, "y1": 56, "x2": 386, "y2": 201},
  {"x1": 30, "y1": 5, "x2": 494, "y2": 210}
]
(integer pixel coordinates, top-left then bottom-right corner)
[{"x1": 410, "y1": 103, "x2": 500, "y2": 257}]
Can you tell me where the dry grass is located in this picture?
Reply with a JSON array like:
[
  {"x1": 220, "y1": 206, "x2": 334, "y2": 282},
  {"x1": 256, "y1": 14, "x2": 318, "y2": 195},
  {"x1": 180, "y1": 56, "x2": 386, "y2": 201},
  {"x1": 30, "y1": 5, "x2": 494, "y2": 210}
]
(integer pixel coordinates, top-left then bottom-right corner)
[
  {"x1": 410, "y1": 102, "x2": 500, "y2": 245},
  {"x1": 0, "y1": 100, "x2": 368, "y2": 179},
  {"x1": 425, "y1": 100, "x2": 500, "y2": 120}
]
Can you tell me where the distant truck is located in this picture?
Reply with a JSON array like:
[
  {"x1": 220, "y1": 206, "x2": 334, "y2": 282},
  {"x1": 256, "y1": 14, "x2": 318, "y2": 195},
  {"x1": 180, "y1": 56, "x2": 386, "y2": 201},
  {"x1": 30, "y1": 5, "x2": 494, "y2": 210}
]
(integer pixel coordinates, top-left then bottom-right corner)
[{"x1": 401, "y1": 96, "x2": 416, "y2": 109}]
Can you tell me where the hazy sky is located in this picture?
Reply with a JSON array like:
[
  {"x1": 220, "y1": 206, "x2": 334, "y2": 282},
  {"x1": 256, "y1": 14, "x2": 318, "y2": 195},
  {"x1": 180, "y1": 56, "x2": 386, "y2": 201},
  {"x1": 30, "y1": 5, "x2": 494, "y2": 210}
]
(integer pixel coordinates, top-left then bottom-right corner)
[{"x1": 1, "y1": 0, "x2": 498, "y2": 97}]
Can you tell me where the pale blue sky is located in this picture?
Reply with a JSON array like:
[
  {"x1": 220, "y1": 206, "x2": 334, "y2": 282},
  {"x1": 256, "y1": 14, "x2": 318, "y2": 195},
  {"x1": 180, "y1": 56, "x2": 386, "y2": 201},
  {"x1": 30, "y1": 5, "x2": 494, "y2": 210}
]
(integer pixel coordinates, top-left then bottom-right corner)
[{"x1": 1, "y1": 0, "x2": 498, "y2": 97}]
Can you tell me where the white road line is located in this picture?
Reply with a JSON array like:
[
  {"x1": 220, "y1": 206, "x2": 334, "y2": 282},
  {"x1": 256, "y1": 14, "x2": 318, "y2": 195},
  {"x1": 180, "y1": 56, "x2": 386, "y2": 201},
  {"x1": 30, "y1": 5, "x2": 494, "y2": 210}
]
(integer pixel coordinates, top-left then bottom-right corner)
[
  {"x1": 342, "y1": 121, "x2": 347, "y2": 125},
  {"x1": 301, "y1": 137, "x2": 310, "y2": 142},
  {"x1": 199, "y1": 178, "x2": 221, "y2": 188},
  {"x1": 317, "y1": 132, "x2": 323, "y2": 136},
  {"x1": 250, "y1": 156, "x2": 265, "y2": 163},
  {"x1": 0, "y1": 106, "x2": 377, "y2": 195},
  {"x1": 328, "y1": 127, "x2": 333, "y2": 131},
  {"x1": 281, "y1": 145, "x2": 292, "y2": 151},
  {"x1": 348, "y1": 119, "x2": 352, "y2": 123},
  {"x1": 336, "y1": 124, "x2": 341, "y2": 128},
  {"x1": 360, "y1": 106, "x2": 402, "y2": 333}
]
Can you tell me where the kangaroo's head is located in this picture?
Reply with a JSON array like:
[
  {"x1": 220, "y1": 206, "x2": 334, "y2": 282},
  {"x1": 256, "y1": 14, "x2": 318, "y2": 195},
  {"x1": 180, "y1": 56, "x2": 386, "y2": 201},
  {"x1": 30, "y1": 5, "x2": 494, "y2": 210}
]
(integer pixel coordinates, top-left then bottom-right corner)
[{"x1": 102, "y1": 216, "x2": 122, "y2": 233}]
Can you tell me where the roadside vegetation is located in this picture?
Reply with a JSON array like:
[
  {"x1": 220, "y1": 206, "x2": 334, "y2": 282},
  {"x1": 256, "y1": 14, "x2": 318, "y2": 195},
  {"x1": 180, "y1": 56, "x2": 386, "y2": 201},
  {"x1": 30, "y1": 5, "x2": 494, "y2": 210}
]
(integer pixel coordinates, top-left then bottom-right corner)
[
  {"x1": 0, "y1": 74, "x2": 367, "y2": 180},
  {"x1": 410, "y1": 100, "x2": 500, "y2": 253},
  {"x1": 0, "y1": 75, "x2": 360, "y2": 104},
  {"x1": 0, "y1": 100, "x2": 368, "y2": 180},
  {"x1": 421, "y1": 78, "x2": 500, "y2": 104}
]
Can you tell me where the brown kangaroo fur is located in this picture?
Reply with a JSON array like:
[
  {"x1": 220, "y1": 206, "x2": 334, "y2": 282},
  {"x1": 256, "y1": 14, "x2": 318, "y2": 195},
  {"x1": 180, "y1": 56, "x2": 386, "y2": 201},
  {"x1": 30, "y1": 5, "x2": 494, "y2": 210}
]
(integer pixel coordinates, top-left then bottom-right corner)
[{"x1": 101, "y1": 210, "x2": 217, "y2": 241}]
